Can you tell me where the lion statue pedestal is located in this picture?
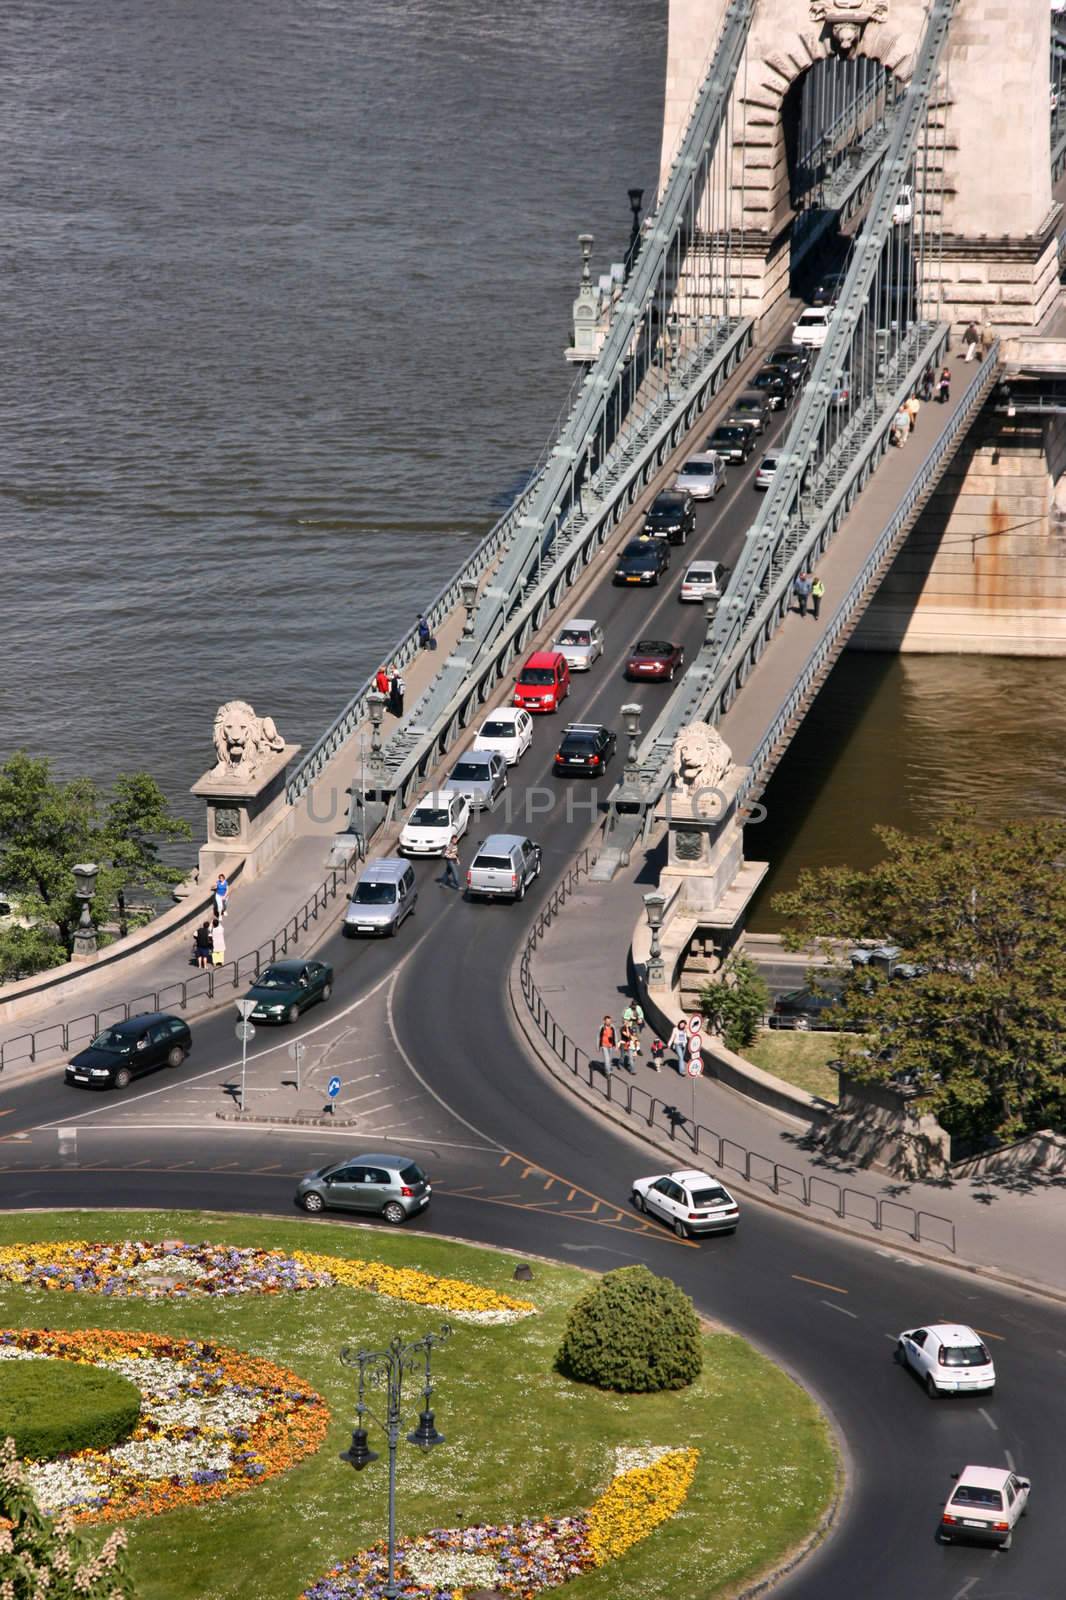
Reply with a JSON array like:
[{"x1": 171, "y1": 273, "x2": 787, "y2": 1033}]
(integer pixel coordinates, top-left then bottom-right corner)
[
  {"x1": 191, "y1": 701, "x2": 301, "y2": 884},
  {"x1": 657, "y1": 719, "x2": 767, "y2": 919}
]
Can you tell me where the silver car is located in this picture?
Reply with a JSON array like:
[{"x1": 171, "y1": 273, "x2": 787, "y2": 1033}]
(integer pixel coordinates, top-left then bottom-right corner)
[
  {"x1": 552, "y1": 618, "x2": 604, "y2": 671},
  {"x1": 754, "y1": 455, "x2": 779, "y2": 491},
  {"x1": 342, "y1": 858, "x2": 417, "y2": 938},
  {"x1": 466, "y1": 833, "x2": 542, "y2": 901},
  {"x1": 296, "y1": 1153, "x2": 431, "y2": 1223},
  {"x1": 443, "y1": 750, "x2": 507, "y2": 810},
  {"x1": 674, "y1": 452, "x2": 726, "y2": 500}
]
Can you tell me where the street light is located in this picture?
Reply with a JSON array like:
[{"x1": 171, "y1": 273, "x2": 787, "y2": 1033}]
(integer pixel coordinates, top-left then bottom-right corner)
[
  {"x1": 621, "y1": 702, "x2": 643, "y2": 785},
  {"x1": 340, "y1": 1327, "x2": 451, "y2": 1600},
  {"x1": 643, "y1": 890, "x2": 666, "y2": 987},
  {"x1": 460, "y1": 577, "x2": 478, "y2": 637},
  {"x1": 367, "y1": 690, "x2": 387, "y2": 777},
  {"x1": 626, "y1": 188, "x2": 644, "y2": 275},
  {"x1": 71, "y1": 862, "x2": 100, "y2": 961}
]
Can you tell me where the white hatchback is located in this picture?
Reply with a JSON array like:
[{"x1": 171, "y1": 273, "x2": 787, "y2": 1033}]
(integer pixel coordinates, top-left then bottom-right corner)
[
  {"x1": 398, "y1": 791, "x2": 471, "y2": 856},
  {"x1": 631, "y1": 1168, "x2": 740, "y2": 1238},
  {"x1": 473, "y1": 708, "x2": 533, "y2": 767},
  {"x1": 792, "y1": 307, "x2": 831, "y2": 348},
  {"x1": 940, "y1": 1465, "x2": 1030, "y2": 1550},
  {"x1": 679, "y1": 560, "x2": 727, "y2": 603},
  {"x1": 896, "y1": 1323, "x2": 995, "y2": 1396}
]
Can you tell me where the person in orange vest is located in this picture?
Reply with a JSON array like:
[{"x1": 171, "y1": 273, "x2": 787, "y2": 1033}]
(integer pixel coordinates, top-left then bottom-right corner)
[{"x1": 598, "y1": 1016, "x2": 617, "y2": 1077}]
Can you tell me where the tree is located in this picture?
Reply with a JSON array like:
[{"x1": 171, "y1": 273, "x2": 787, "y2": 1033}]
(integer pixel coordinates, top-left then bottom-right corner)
[
  {"x1": 0, "y1": 1436, "x2": 133, "y2": 1599},
  {"x1": 700, "y1": 953, "x2": 769, "y2": 1051},
  {"x1": 0, "y1": 753, "x2": 190, "y2": 981},
  {"x1": 771, "y1": 810, "x2": 1066, "y2": 1144},
  {"x1": 555, "y1": 1265, "x2": 702, "y2": 1393}
]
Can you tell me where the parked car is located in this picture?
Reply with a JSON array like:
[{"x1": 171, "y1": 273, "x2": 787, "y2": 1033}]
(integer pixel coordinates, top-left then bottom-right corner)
[
  {"x1": 679, "y1": 559, "x2": 728, "y2": 602},
  {"x1": 513, "y1": 650, "x2": 570, "y2": 713},
  {"x1": 551, "y1": 617, "x2": 604, "y2": 671},
  {"x1": 768, "y1": 983, "x2": 845, "y2": 1029},
  {"x1": 243, "y1": 959, "x2": 333, "y2": 1025},
  {"x1": 624, "y1": 638, "x2": 684, "y2": 682},
  {"x1": 642, "y1": 490, "x2": 695, "y2": 544},
  {"x1": 466, "y1": 834, "x2": 542, "y2": 901},
  {"x1": 631, "y1": 1168, "x2": 740, "y2": 1238},
  {"x1": 399, "y1": 791, "x2": 471, "y2": 855},
  {"x1": 793, "y1": 306, "x2": 832, "y2": 348},
  {"x1": 750, "y1": 367, "x2": 794, "y2": 410},
  {"x1": 343, "y1": 858, "x2": 417, "y2": 938},
  {"x1": 443, "y1": 750, "x2": 507, "y2": 810},
  {"x1": 296, "y1": 1153, "x2": 431, "y2": 1223},
  {"x1": 896, "y1": 1325, "x2": 996, "y2": 1396},
  {"x1": 754, "y1": 454, "x2": 779, "y2": 491},
  {"x1": 705, "y1": 424, "x2": 753, "y2": 463},
  {"x1": 614, "y1": 536, "x2": 671, "y2": 586},
  {"x1": 727, "y1": 392, "x2": 768, "y2": 434},
  {"x1": 553, "y1": 722, "x2": 616, "y2": 776},
  {"x1": 473, "y1": 707, "x2": 533, "y2": 766},
  {"x1": 939, "y1": 1466, "x2": 1030, "y2": 1551},
  {"x1": 673, "y1": 453, "x2": 726, "y2": 500},
  {"x1": 65, "y1": 1013, "x2": 191, "y2": 1091}
]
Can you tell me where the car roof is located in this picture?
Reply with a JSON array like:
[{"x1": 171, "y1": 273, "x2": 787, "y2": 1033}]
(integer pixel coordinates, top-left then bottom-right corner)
[
  {"x1": 262, "y1": 959, "x2": 305, "y2": 976},
  {"x1": 686, "y1": 560, "x2": 719, "y2": 573},
  {"x1": 558, "y1": 617, "x2": 597, "y2": 629},
  {"x1": 924, "y1": 1323, "x2": 984, "y2": 1345},
  {"x1": 668, "y1": 1169, "x2": 722, "y2": 1186},
  {"x1": 680, "y1": 451, "x2": 719, "y2": 465},
  {"x1": 478, "y1": 833, "x2": 529, "y2": 852},
  {"x1": 411, "y1": 790, "x2": 462, "y2": 807},
  {"x1": 451, "y1": 750, "x2": 494, "y2": 762},
  {"x1": 622, "y1": 538, "x2": 658, "y2": 552},
  {"x1": 112, "y1": 1012, "x2": 177, "y2": 1031},
  {"x1": 650, "y1": 490, "x2": 686, "y2": 504},
  {"x1": 562, "y1": 723, "x2": 607, "y2": 737},
  {"x1": 481, "y1": 706, "x2": 521, "y2": 721},
  {"x1": 631, "y1": 639, "x2": 674, "y2": 652},
  {"x1": 359, "y1": 857, "x2": 410, "y2": 882},
  {"x1": 334, "y1": 1153, "x2": 413, "y2": 1168},
  {"x1": 954, "y1": 1466, "x2": 1012, "y2": 1490},
  {"x1": 522, "y1": 650, "x2": 564, "y2": 667}
]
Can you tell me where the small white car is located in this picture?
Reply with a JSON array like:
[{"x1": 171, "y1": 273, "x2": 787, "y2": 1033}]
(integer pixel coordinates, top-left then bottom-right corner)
[
  {"x1": 473, "y1": 708, "x2": 533, "y2": 767},
  {"x1": 754, "y1": 454, "x2": 779, "y2": 491},
  {"x1": 679, "y1": 560, "x2": 727, "y2": 603},
  {"x1": 792, "y1": 306, "x2": 831, "y2": 348},
  {"x1": 940, "y1": 1465, "x2": 1030, "y2": 1550},
  {"x1": 398, "y1": 791, "x2": 470, "y2": 856},
  {"x1": 551, "y1": 618, "x2": 604, "y2": 672},
  {"x1": 896, "y1": 1324, "x2": 995, "y2": 1396},
  {"x1": 674, "y1": 452, "x2": 726, "y2": 501},
  {"x1": 892, "y1": 183, "x2": 913, "y2": 226},
  {"x1": 631, "y1": 1169, "x2": 740, "y2": 1238}
]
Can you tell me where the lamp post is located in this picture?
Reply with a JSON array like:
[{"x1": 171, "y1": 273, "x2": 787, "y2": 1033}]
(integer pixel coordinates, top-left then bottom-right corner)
[
  {"x1": 626, "y1": 187, "x2": 644, "y2": 276},
  {"x1": 460, "y1": 577, "x2": 478, "y2": 637},
  {"x1": 367, "y1": 690, "x2": 387, "y2": 778},
  {"x1": 643, "y1": 890, "x2": 666, "y2": 987},
  {"x1": 340, "y1": 1326, "x2": 451, "y2": 1600},
  {"x1": 621, "y1": 702, "x2": 643, "y2": 787},
  {"x1": 71, "y1": 862, "x2": 100, "y2": 961}
]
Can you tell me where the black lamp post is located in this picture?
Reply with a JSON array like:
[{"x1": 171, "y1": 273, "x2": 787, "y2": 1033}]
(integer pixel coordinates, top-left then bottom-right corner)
[
  {"x1": 71, "y1": 862, "x2": 100, "y2": 961},
  {"x1": 627, "y1": 187, "x2": 645, "y2": 273},
  {"x1": 340, "y1": 1326, "x2": 451, "y2": 1600}
]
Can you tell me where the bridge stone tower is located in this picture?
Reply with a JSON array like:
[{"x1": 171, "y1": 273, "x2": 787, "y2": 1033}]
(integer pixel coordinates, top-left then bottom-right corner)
[{"x1": 661, "y1": 0, "x2": 1059, "y2": 329}]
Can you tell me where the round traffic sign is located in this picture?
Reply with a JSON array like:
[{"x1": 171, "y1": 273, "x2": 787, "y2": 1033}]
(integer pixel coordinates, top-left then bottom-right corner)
[
  {"x1": 686, "y1": 1057, "x2": 703, "y2": 1077},
  {"x1": 235, "y1": 1021, "x2": 256, "y2": 1044},
  {"x1": 688, "y1": 1013, "x2": 703, "y2": 1034},
  {"x1": 327, "y1": 1075, "x2": 342, "y2": 1099}
]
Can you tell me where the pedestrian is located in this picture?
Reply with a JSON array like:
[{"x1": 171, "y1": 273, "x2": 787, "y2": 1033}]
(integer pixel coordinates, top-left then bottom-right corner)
[
  {"x1": 388, "y1": 672, "x2": 405, "y2": 718},
  {"x1": 793, "y1": 571, "x2": 812, "y2": 617},
  {"x1": 622, "y1": 999, "x2": 645, "y2": 1036},
  {"x1": 214, "y1": 872, "x2": 229, "y2": 919},
  {"x1": 905, "y1": 392, "x2": 921, "y2": 431},
  {"x1": 619, "y1": 1021, "x2": 638, "y2": 1075},
  {"x1": 417, "y1": 614, "x2": 433, "y2": 650},
  {"x1": 374, "y1": 666, "x2": 390, "y2": 697},
  {"x1": 919, "y1": 362, "x2": 935, "y2": 401},
  {"x1": 210, "y1": 916, "x2": 226, "y2": 968},
  {"x1": 598, "y1": 1015, "x2": 617, "y2": 1077},
  {"x1": 891, "y1": 404, "x2": 910, "y2": 446},
  {"x1": 439, "y1": 835, "x2": 462, "y2": 891},
  {"x1": 667, "y1": 1017, "x2": 688, "y2": 1074},
  {"x1": 979, "y1": 317, "x2": 993, "y2": 357},
  {"x1": 937, "y1": 365, "x2": 951, "y2": 404},
  {"x1": 811, "y1": 576, "x2": 825, "y2": 620},
  {"x1": 194, "y1": 921, "x2": 212, "y2": 970},
  {"x1": 962, "y1": 321, "x2": 979, "y2": 362}
]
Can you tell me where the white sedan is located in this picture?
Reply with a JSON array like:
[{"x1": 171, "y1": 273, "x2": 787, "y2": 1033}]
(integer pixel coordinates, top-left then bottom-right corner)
[
  {"x1": 940, "y1": 1465, "x2": 1030, "y2": 1550},
  {"x1": 398, "y1": 791, "x2": 470, "y2": 856},
  {"x1": 472, "y1": 708, "x2": 534, "y2": 767},
  {"x1": 896, "y1": 1324, "x2": 995, "y2": 1396},
  {"x1": 631, "y1": 1168, "x2": 739, "y2": 1238}
]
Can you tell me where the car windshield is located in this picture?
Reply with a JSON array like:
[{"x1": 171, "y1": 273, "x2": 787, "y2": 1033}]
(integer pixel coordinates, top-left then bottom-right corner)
[
  {"x1": 760, "y1": 459, "x2": 778, "y2": 471},
  {"x1": 681, "y1": 460, "x2": 716, "y2": 474},
  {"x1": 713, "y1": 428, "x2": 743, "y2": 440},
  {"x1": 257, "y1": 969, "x2": 294, "y2": 989},
  {"x1": 400, "y1": 1163, "x2": 425, "y2": 1184},
  {"x1": 734, "y1": 399, "x2": 760, "y2": 411},
  {"x1": 634, "y1": 640, "x2": 671, "y2": 654},
  {"x1": 450, "y1": 761, "x2": 489, "y2": 780},
  {"x1": 799, "y1": 312, "x2": 826, "y2": 326},
  {"x1": 410, "y1": 807, "x2": 450, "y2": 826},
  {"x1": 622, "y1": 547, "x2": 654, "y2": 562},
  {"x1": 690, "y1": 1186, "x2": 730, "y2": 1206},
  {"x1": 952, "y1": 1486, "x2": 1003, "y2": 1510},
  {"x1": 353, "y1": 883, "x2": 396, "y2": 905},
  {"x1": 556, "y1": 630, "x2": 591, "y2": 646},
  {"x1": 942, "y1": 1344, "x2": 989, "y2": 1367},
  {"x1": 519, "y1": 667, "x2": 555, "y2": 685},
  {"x1": 686, "y1": 568, "x2": 715, "y2": 582},
  {"x1": 479, "y1": 720, "x2": 513, "y2": 738},
  {"x1": 89, "y1": 1028, "x2": 128, "y2": 1050},
  {"x1": 474, "y1": 855, "x2": 512, "y2": 871}
]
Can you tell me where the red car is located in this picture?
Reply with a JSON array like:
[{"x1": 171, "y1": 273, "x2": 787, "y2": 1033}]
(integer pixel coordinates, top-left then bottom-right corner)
[
  {"x1": 513, "y1": 650, "x2": 571, "y2": 713},
  {"x1": 624, "y1": 638, "x2": 685, "y2": 682}
]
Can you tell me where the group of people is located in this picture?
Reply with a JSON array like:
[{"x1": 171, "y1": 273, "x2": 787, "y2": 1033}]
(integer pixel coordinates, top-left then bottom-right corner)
[
  {"x1": 597, "y1": 1003, "x2": 648, "y2": 1076},
  {"x1": 374, "y1": 666, "x2": 406, "y2": 718},
  {"x1": 192, "y1": 872, "x2": 230, "y2": 970},
  {"x1": 792, "y1": 571, "x2": 825, "y2": 619}
]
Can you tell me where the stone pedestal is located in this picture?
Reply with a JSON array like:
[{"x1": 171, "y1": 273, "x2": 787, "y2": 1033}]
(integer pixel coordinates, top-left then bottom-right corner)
[{"x1": 191, "y1": 743, "x2": 300, "y2": 885}]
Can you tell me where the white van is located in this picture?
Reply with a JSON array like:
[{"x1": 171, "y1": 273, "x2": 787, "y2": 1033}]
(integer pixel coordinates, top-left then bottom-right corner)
[{"x1": 792, "y1": 307, "x2": 832, "y2": 349}]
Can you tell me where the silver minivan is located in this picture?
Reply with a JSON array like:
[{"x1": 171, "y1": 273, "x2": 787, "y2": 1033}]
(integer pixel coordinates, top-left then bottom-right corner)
[
  {"x1": 466, "y1": 834, "x2": 542, "y2": 901},
  {"x1": 342, "y1": 858, "x2": 417, "y2": 937}
]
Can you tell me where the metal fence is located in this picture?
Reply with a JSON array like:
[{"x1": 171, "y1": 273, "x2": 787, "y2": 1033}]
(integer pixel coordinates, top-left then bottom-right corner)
[
  {"x1": 0, "y1": 858, "x2": 358, "y2": 1074},
  {"x1": 517, "y1": 854, "x2": 956, "y2": 1254}
]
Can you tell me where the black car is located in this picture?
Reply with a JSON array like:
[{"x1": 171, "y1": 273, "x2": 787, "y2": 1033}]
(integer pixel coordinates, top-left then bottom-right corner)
[
  {"x1": 243, "y1": 958, "x2": 334, "y2": 1024},
  {"x1": 811, "y1": 270, "x2": 847, "y2": 307},
  {"x1": 767, "y1": 984, "x2": 845, "y2": 1030},
  {"x1": 765, "y1": 346, "x2": 810, "y2": 383},
  {"x1": 613, "y1": 536, "x2": 671, "y2": 585},
  {"x1": 705, "y1": 424, "x2": 754, "y2": 464},
  {"x1": 750, "y1": 367, "x2": 795, "y2": 410},
  {"x1": 641, "y1": 490, "x2": 695, "y2": 546},
  {"x1": 65, "y1": 1012, "x2": 192, "y2": 1090},
  {"x1": 553, "y1": 722, "x2": 617, "y2": 776}
]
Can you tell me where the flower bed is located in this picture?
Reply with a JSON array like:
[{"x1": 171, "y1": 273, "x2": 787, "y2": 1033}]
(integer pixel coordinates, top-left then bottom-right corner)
[
  {"x1": 0, "y1": 1328, "x2": 329, "y2": 1524},
  {"x1": 0, "y1": 1241, "x2": 535, "y2": 1322},
  {"x1": 300, "y1": 1447, "x2": 699, "y2": 1600}
]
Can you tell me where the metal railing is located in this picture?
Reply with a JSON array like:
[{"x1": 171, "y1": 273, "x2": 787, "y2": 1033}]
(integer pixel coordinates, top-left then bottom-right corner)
[
  {"x1": 517, "y1": 856, "x2": 956, "y2": 1254},
  {"x1": 0, "y1": 858, "x2": 359, "y2": 1075}
]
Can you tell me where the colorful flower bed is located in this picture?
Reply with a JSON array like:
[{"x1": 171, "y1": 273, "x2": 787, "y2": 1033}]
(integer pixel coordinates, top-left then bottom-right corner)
[
  {"x1": 0, "y1": 1241, "x2": 535, "y2": 1323},
  {"x1": 0, "y1": 1328, "x2": 329, "y2": 1524},
  {"x1": 300, "y1": 1446, "x2": 699, "y2": 1600}
]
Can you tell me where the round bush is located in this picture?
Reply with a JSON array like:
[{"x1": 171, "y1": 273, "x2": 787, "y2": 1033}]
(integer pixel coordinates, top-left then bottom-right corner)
[
  {"x1": 555, "y1": 1265, "x2": 703, "y2": 1393},
  {"x1": 0, "y1": 1360, "x2": 142, "y2": 1459}
]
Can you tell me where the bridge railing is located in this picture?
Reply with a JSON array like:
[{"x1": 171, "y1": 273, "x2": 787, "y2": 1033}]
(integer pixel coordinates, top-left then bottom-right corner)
[{"x1": 516, "y1": 856, "x2": 956, "y2": 1255}]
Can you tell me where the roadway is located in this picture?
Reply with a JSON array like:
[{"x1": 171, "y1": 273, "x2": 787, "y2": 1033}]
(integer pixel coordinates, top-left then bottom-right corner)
[{"x1": 3, "y1": 386, "x2": 1064, "y2": 1598}]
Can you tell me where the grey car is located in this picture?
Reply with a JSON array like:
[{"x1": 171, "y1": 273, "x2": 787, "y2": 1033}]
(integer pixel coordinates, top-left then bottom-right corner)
[
  {"x1": 444, "y1": 750, "x2": 507, "y2": 810},
  {"x1": 466, "y1": 833, "x2": 542, "y2": 900},
  {"x1": 296, "y1": 1153, "x2": 431, "y2": 1223}
]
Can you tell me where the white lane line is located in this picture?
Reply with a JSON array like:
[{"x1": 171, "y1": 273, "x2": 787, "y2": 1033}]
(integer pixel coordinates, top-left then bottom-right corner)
[
  {"x1": 338, "y1": 1087, "x2": 392, "y2": 1105},
  {"x1": 1005, "y1": 1449, "x2": 1015, "y2": 1470},
  {"x1": 883, "y1": 1333, "x2": 898, "y2": 1342},
  {"x1": 821, "y1": 1299, "x2": 858, "y2": 1319},
  {"x1": 951, "y1": 1578, "x2": 979, "y2": 1600},
  {"x1": 978, "y1": 1407, "x2": 998, "y2": 1431},
  {"x1": 36, "y1": 1122, "x2": 494, "y2": 1150}
]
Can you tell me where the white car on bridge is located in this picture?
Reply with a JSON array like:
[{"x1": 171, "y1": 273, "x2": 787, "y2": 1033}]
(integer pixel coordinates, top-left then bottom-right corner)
[
  {"x1": 398, "y1": 791, "x2": 471, "y2": 856},
  {"x1": 792, "y1": 306, "x2": 832, "y2": 348},
  {"x1": 472, "y1": 708, "x2": 534, "y2": 766}
]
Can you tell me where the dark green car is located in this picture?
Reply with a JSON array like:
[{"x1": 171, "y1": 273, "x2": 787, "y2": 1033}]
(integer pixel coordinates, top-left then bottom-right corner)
[{"x1": 244, "y1": 958, "x2": 334, "y2": 1024}]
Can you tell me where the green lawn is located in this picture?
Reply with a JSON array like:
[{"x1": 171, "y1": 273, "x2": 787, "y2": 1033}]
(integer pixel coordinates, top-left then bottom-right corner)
[
  {"x1": 0, "y1": 1211, "x2": 838, "y2": 1600},
  {"x1": 742, "y1": 1031, "x2": 846, "y2": 1103}
]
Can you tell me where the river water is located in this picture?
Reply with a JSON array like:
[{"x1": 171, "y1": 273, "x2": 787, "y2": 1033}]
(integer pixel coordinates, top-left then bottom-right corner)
[{"x1": 4, "y1": 1, "x2": 1063, "y2": 888}]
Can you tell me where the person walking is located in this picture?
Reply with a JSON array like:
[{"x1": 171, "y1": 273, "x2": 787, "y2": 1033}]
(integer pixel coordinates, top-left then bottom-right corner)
[
  {"x1": 194, "y1": 922, "x2": 212, "y2": 970},
  {"x1": 667, "y1": 1017, "x2": 688, "y2": 1074},
  {"x1": 811, "y1": 576, "x2": 825, "y2": 621},
  {"x1": 962, "y1": 321, "x2": 979, "y2": 362},
  {"x1": 937, "y1": 365, "x2": 951, "y2": 404},
  {"x1": 793, "y1": 571, "x2": 812, "y2": 617},
  {"x1": 417, "y1": 614, "x2": 433, "y2": 650},
  {"x1": 439, "y1": 835, "x2": 462, "y2": 891},
  {"x1": 374, "y1": 666, "x2": 390, "y2": 697},
  {"x1": 919, "y1": 362, "x2": 935, "y2": 401},
  {"x1": 210, "y1": 916, "x2": 226, "y2": 968},
  {"x1": 619, "y1": 1021, "x2": 638, "y2": 1075},
  {"x1": 388, "y1": 672, "x2": 405, "y2": 718},
  {"x1": 214, "y1": 872, "x2": 229, "y2": 920},
  {"x1": 905, "y1": 392, "x2": 921, "y2": 432},
  {"x1": 622, "y1": 999, "x2": 645, "y2": 1036},
  {"x1": 891, "y1": 403, "x2": 910, "y2": 446},
  {"x1": 598, "y1": 1015, "x2": 617, "y2": 1077}
]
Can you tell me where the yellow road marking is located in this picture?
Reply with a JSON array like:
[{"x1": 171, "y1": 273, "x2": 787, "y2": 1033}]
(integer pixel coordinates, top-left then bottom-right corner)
[
  {"x1": 793, "y1": 1274, "x2": 848, "y2": 1295},
  {"x1": 974, "y1": 1327, "x2": 1005, "y2": 1342}
]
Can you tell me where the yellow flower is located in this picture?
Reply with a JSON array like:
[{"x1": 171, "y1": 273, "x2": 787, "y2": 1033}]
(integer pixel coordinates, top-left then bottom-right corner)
[{"x1": 586, "y1": 1449, "x2": 699, "y2": 1565}]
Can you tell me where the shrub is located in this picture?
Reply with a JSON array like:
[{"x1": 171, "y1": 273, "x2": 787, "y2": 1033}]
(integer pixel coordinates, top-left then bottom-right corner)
[
  {"x1": 0, "y1": 1360, "x2": 141, "y2": 1459},
  {"x1": 555, "y1": 1265, "x2": 702, "y2": 1392},
  {"x1": 701, "y1": 954, "x2": 770, "y2": 1051},
  {"x1": 0, "y1": 1437, "x2": 134, "y2": 1600}
]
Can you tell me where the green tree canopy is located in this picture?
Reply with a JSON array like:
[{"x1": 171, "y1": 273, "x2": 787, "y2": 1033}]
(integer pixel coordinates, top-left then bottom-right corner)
[
  {"x1": 772, "y1": 810, "x2": 1066, "y2": 1144},
  {"x1": 0, "y1": 752, "x2": 190, "y2": 981},
  {"x1": 700, "y1": 953, "x2": 769, "y2": 1052}
]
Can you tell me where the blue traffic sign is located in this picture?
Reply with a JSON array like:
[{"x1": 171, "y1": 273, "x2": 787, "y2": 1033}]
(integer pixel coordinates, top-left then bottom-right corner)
[{"x1": 327, "y1": 1076, "x2": 342, "y2": 1099}]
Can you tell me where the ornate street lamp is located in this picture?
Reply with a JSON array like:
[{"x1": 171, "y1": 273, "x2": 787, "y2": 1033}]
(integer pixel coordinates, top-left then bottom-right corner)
[
  {"x1": 367, "y1": 690, "x2": 388, "y2": 777},
  {"x1": 620, "y1": 702, "x2": 643, "y2": 787},
  {"x1": 626, "y1": 188, "x2": 644, "y2": 276},
  {"x1": 643, "y1": 890, "x2": 666, "y2": 987},
  {"x1": 71, "y1": 862, "x2": 100, "y2": 961},
  {"x1": 460, "y1": 578, "x2": 478, "y2": 637},
  {"x1": 340, "y1": 1326, "x2": 451, "y2": 1600}
]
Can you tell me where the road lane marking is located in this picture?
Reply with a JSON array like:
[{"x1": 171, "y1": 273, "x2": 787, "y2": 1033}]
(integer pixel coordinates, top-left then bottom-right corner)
[
  {"x1": 951, "y1": 1579, "x2": 979, "y2": 1600},
  {"x1": 793, "y1": 1274, "x2": 848, "y2": 1294},
  {"x1": 974, "y1": 1327, "x2": 1005, "y2": 1342},
  {"x1": 978, "y1": 1407, "x2": 998, "y2": 1431},
  {"x1": 821, "y1": 1300, "x2": 858, "y2": 1319}
]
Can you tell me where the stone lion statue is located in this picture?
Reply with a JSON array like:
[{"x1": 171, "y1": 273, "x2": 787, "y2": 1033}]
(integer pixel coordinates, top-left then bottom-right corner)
[
  {"x1": 672, "y1": 721, "x2": 732, "y2": 797},
  {"x1": 210, "y1": 700, "x2": 285, "y2": 780}
]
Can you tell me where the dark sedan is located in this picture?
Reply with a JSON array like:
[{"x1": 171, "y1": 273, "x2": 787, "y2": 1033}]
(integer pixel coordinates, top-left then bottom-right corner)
[
  {"x1": 553, "y1": 723, "x2": 617, "y2": 776},
  {"x1": 641, "y1": 490, "x2": 695, "y2": 545},
  {"x1": 750, "y1": 367, "x2": 795, "y2": 410},
  {"x1": 625, "y1": 638, "x2": 685, "y2": 682},
  {"x1": 613, "y1": 536, "x2": 671, "y2": 585},
  {"x1": 764, "y1": 347, "x2": 810, "y2": 383},
  {"x1": 243, "y1": 958, "x2": 334, "y2": 1024},
  {"x1": 767, "y1": 984, "x2": 845, "y2": 1030},
  {"x1": 65, "y1": 1013, "x2": 192, "y2": 1090},
  {"x1": 705, "y1": 424, "x2": 754, "y2": 463}
]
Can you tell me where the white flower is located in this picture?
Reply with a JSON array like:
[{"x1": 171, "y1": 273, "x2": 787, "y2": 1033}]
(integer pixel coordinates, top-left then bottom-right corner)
[{"x1": 404, "y1": 1548, "x2": 500, "y2": 1587}]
